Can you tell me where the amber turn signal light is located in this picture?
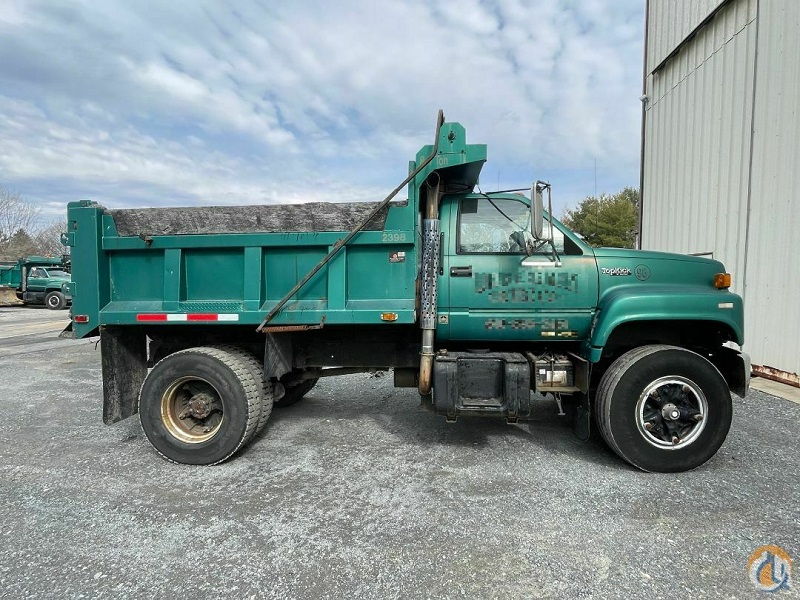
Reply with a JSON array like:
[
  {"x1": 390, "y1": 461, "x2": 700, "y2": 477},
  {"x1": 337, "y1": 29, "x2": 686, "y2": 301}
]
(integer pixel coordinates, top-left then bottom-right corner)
[
  {"x1": 380, "y1": 312, "x2": 398, "y2": 322},
  {"x1": 713, "y1": 273, "x2": 731, "y2": 289}
]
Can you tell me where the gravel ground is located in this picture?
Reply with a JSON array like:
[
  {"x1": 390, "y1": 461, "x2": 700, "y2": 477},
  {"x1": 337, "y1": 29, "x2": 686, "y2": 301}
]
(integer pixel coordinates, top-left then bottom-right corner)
[{"x1": 0, "y1": 307, "x2": 798, "y2": 598}]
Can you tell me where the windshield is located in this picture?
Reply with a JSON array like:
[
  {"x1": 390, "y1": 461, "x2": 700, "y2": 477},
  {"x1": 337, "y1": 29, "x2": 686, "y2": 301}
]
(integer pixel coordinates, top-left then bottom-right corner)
[{"x1": 45, "y1": 269, "x2": 70, "y2": 278}]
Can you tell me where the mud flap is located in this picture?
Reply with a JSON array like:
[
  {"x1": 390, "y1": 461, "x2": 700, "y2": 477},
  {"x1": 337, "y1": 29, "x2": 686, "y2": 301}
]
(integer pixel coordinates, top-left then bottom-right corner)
[
  {"x1": 101, "y1": 326, "x2": 148, "y2": 424},
  {"x1": 710, "y1": 347, "x2": 751, "y2": 399},
  {"x1": 572, "y1": 392, "x2": 591, "y2": 442}
]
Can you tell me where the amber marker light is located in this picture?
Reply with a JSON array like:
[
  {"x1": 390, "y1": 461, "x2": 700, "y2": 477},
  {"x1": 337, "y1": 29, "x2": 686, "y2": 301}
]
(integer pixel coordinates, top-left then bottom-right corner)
[
  {"x1": 380, "y1": 312, "x2": 398, "y2": 322},
  {"x1": 713, "y1": 273, "x2": 732, "y2": 289}
]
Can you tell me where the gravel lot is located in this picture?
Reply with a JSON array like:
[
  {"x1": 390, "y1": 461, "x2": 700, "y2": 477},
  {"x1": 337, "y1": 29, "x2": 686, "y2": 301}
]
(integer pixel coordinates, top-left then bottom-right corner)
[{"x1": 1, "y1": 306, "x2": 798, "y2": 598}]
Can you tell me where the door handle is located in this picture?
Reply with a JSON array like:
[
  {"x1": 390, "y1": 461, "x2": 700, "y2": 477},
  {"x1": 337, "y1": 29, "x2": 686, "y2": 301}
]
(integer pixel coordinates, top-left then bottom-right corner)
[
  {"x1": 450, "y1": 265, "x2": 472, "y2": 277},
  {"x1": 438, "y1": 232, "x2": 444, "y2": 275}
]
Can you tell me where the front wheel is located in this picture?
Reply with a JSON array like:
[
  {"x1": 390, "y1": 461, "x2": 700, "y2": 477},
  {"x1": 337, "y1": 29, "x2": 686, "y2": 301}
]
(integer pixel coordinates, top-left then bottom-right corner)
[
  {"x1": 595, "y1": 345, "x2": 732, "y2": 473},
  {"x1": 45, "y1": 291, "x2": 66, "y2": 310}
]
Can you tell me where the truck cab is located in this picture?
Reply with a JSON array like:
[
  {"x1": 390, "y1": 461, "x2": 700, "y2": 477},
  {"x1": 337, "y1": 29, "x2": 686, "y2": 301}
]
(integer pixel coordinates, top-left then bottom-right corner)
[
  {"x1": 0, "y1": 256, "x2": 72, "y2": 309},
  {"x1": 437, "y1": 193, "x2": 598, "y2": 343},
  {"x1": 24, "y1": 264, "x2": 72, "y2": 309},
  {"x1": 435, "y1": 192, "x2": 743, "y2": 356}
]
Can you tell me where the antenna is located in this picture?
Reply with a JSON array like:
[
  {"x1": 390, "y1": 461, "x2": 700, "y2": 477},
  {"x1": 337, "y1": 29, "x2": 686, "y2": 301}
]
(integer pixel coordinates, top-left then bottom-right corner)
[{"x1": 594, "y1": 157, "x2": 598, "y2": 244}]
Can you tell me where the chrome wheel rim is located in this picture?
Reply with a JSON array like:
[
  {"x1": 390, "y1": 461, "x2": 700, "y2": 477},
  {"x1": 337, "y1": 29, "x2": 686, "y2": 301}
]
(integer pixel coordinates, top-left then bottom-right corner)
[
  {"x1": 635, "y1": 376, "x2": 708, "y2": 449},
  {"x1": 160, "y1": 376, "x2": 224, "y2": 443},
  {"x1": 47, "y1": 295, "x2": 59, "y2": 307}
]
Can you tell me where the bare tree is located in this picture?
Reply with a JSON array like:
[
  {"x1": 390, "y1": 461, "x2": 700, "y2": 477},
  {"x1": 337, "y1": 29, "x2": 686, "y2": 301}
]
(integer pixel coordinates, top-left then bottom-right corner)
[
  {"x1": 0, "y1": 186, "x2": 40, "y2": 248},
  {"x1": 33, "y1": 221, "x2": 68, "y2": 257},
  {"x1": 0, "y1": 186, "x2": 67, "y2": 260}
]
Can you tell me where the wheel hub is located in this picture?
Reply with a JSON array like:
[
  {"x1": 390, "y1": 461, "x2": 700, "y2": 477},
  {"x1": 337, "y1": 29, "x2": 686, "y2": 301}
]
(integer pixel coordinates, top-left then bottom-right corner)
[
  {"x1": 160, "y1": 377, "x2": 223, "y2": 444},
  {"x1": 186, "y1": 392, "x2": 214, "y2": 419},
  {"x1": 661, "y1": 402, "x2": 681, "y2": 421},
  {"x1": 635, "y1": 376, "x2": 708, "y2": 450}
]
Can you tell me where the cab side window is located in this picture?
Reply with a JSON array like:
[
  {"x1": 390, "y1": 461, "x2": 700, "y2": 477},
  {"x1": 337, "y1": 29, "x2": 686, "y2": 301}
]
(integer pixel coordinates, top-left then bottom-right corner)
[
  {"x1": 458, "y1": 198, "x2": 530, "y2": 254},
  {"x1": 29, "y1": 268, "x2": 45, "y2": 277}
]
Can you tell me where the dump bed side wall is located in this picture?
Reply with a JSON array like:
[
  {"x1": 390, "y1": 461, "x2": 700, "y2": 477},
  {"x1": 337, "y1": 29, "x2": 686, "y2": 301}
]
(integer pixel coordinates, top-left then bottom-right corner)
[
  {"x1": 0, "y1": 263, "x2": 22, "y2": 288},
  {"x1": 66, "y1": 200, "x2": 419, "y2": 338}
]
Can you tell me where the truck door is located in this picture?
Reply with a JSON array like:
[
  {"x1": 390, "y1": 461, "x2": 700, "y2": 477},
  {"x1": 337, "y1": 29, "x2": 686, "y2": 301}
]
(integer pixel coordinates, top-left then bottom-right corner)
[
  {"x1": 442, "y1": 196, "x2": 598, "y2": 342},
  {"x1": 26, "y1": 267, "x2": 48, "y2": 292}
]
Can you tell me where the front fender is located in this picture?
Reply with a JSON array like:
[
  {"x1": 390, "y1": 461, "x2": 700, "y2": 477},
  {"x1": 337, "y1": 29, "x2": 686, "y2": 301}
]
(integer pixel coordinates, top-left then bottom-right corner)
[{"x1": 587, "y1": 284, "x2": 744, "y2": 361}]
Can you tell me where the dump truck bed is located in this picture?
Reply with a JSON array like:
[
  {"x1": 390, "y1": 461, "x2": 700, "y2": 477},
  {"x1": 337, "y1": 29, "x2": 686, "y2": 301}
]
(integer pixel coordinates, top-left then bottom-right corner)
[
  {"x1": 0, "y1": 263, "x2": 22, "y2": 288},
  {"x1": 65, "y1": 199, "x2": 418, "y2": 337},
  {"x1": 66, "y1": 119, "x2": 489, "y2": 338}
]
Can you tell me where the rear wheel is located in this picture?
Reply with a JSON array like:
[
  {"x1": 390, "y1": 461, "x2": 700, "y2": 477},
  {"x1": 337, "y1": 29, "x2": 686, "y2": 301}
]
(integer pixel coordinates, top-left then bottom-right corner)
[
  {"x1": 595, "y1": 345, "x2": 732, "y2": 472},
  {"x1": 45, "y1": 291, "x2": 66, "y2": 310},
  {"x1": 215, "y1": 345, "x2": 275, "y2": 437},
  {"x1": 138, "y1": 346, "x2": 262, "y2": 465},
  {"x1": 274, "y1": 376, "x2": 318, "y2": 408}
]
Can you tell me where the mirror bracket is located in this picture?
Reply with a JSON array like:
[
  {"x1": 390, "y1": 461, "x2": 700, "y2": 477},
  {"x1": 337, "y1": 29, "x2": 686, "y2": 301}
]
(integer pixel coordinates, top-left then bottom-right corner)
[{"x1": 530, "y1": 180, "x2": 561, "y2": 263}]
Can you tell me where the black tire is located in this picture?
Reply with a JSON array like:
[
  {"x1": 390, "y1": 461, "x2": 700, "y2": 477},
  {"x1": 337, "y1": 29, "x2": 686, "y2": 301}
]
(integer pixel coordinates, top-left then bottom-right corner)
[
  {"x1": 138, "y1": 346, "x2": 262, "y2": 465},
  {"x1": 255, "y1": 378, "x2": 276, "y2": 434},
  {"x1": 274, "y1": 377, "x2": 318, "y2": 408},
  {"x1": 215, "y1": 345, "x2": 275, "y2": 437},
  {"x1": 595, "y1": 345, "x2": 732, "y2": 473},
  {"x1": 45, "y1": 291, "x2": 66, "y2": 310}
]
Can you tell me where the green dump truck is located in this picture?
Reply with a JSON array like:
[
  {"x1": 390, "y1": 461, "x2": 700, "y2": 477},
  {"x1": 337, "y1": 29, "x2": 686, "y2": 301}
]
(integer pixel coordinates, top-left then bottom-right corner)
[
  {"x1": 0, "y1": 255, "x2": 71, "y2": 309},
  {"x1": 64, "y1": 113, "x2": 749, "y2": 471}
]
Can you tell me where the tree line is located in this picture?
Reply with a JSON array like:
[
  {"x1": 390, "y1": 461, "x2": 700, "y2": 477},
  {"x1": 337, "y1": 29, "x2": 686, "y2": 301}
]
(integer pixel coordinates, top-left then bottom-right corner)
[
  {"x1": 561, "y1": 186, "x2": 639, "y2": 249},
  {"x1": 0, "y1": 186, "x2": 66, "y2": 261}
]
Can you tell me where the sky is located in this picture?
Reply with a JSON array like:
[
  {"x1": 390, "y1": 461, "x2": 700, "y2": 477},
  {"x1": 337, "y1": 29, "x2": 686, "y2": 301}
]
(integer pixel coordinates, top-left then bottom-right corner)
[{"x1": 0, "y1": 0, "x2": 644, "y2": 220}]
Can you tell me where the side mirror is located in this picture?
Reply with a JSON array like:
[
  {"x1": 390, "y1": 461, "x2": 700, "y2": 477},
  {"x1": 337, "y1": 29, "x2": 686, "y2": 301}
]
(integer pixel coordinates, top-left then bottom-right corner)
[{"x1": 531, "y1": 182, "x2": 545, "y2": 239}]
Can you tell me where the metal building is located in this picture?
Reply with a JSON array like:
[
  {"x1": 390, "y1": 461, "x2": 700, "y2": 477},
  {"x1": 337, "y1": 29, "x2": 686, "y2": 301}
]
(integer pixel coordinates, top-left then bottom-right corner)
[{"x1": 640, "y1": 0, "x2": 800, "y2": 386}]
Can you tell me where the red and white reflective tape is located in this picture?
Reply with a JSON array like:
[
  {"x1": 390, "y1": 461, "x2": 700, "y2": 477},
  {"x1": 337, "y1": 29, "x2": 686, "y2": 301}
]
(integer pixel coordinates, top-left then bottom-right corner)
[{"x1": 136, "y1": 313, "x2": 239, "y2": 322}]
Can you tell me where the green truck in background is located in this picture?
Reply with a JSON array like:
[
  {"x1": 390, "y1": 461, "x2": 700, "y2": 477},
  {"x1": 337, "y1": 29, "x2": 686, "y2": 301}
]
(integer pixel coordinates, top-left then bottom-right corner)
[
  {"x1": 0, "y1": 255, "x2": 71, "y2": 309},
  {"x1": 63, "y1": 113, "x2": 749, "y2": 471}
]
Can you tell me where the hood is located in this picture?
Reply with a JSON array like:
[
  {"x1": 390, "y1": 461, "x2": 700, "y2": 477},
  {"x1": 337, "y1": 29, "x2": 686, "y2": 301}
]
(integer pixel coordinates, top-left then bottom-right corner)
[
  {"x1": 593, "y1": 247, "x2": 720, "y2": 266},
  {"x1": 594, "y1": 247, "x2": 728, "y2": 292}
]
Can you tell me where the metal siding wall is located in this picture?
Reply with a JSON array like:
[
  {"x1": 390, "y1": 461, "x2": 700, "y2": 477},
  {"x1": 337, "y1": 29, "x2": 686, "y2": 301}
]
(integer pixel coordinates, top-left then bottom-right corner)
[
  {"x1": 643, "y1": 0, "x2": 757, "y2": 296},
  {"x1": 743, "y1": 0, "x2": 800, "y2": 377},
  {"x1": 643, "y1": 0, "x2": 800, "y2": 380},
  {"x1": 647, "y1": 0, "x2": 728, "y2": 71}
]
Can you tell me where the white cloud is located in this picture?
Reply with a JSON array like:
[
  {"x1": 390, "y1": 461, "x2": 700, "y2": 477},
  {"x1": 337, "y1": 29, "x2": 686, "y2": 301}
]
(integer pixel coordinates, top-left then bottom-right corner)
[{"x1": 0, "y1": 0, "x2": 644, "y2": 214}]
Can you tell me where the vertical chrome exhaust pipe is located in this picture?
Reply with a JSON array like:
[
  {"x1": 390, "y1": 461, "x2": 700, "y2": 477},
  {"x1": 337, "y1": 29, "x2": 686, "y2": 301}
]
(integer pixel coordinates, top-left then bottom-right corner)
[{"x1": 418, "y1": 174, "x2": 442, "y2": 395}]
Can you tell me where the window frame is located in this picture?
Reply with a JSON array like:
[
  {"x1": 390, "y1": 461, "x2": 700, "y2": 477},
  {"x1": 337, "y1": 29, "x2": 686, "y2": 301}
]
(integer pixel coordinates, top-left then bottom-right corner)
[
  {"x1": 455, "y1": 196, "x2": 531, "y2": 256},
  {"x1": 454, "y1": 196, "x2": 584, "y2": 257}
]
